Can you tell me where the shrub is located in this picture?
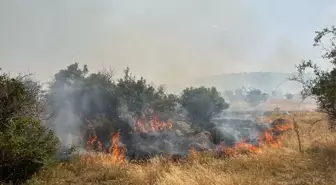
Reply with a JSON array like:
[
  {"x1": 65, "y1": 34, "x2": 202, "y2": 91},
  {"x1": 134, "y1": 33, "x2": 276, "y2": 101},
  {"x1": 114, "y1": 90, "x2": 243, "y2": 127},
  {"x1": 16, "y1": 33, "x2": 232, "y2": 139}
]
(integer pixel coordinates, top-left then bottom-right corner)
[
  {"x1": 0, "y1": 70, "x2": 59, "y2": 184},
  {"x1": 245, "y1": 88, "x2": 268, "y2": 107},
  {"x1": 180, "y1": 86, "x2": 229, "y2": 127}
]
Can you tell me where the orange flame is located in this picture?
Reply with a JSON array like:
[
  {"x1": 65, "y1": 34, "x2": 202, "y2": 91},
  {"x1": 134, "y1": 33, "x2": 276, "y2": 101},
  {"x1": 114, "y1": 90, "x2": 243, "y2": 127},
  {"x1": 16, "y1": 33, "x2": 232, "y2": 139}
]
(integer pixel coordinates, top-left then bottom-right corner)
[
  {"x1": 218, "y1": 117, "x2": 293, "y2": 157},
  {"x1": 259, "y1": 131, "x2": 282, "y2": 148},
  {"x1": 109, "y1": 132, "x2": 125, "y2": 163},
  {"x1": 135, "y1": 111, "x2": 172, "y2": 133},
  {"x1": 86, "y1": 135, "x2": 103, "y2": 152},
  {"x1": 218, "y1": 140, "x2": 262, "y2": 157},
  {"x1": 80, "y1": 132, "x2": 125, "y2": 166}
]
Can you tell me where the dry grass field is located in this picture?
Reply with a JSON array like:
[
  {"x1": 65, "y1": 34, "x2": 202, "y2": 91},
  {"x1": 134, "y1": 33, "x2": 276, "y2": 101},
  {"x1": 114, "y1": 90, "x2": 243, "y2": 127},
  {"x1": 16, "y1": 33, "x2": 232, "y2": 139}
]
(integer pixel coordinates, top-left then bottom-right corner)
[{"x1": 27, "y1": 112, "x2": 336, "y2": 185}]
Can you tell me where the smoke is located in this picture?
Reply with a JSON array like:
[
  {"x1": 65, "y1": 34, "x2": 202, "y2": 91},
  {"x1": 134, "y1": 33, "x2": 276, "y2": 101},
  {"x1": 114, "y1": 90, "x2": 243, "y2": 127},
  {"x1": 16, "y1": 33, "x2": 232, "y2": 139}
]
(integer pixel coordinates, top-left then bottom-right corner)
[
  {"x1": 48, "y1": 83, "x2": 81, "y2": 147},
  {"x1": 2, "y1": 0, "x2": 334, "y2": 93},
  {"x1": 1, "y1": 0, "x2": 325, "y2": 159}
]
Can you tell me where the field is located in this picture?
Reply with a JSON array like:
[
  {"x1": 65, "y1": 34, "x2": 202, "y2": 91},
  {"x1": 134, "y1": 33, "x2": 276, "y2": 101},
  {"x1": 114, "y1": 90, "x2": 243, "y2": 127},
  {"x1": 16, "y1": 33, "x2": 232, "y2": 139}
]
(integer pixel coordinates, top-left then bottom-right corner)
[{"x1": 27, "y1": 112, "x2": 336, "y2": 185}]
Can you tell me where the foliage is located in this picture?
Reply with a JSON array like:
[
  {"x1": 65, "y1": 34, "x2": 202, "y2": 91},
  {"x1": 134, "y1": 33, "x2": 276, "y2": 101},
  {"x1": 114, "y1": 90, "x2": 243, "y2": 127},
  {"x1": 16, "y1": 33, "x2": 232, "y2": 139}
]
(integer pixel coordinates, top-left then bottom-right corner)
[
  {"x1": 180, "y1": 86, "x2": 229, "y2": 127},
  {"x1": 115, "y1": 67, "x2": 177, "y2": 117},
  {"x1": 285, "y1": 93, "x2": 294, "y2": 100},
  {"x1": 290, "y1": 25, "x2": 336, "y2": 129},
  {"x1": 245, "y1": 88, "x2": 268, "y2": 107},
  {"x1": 26, "y1": 112, "x2": 336, "y2": 185},
  {"x1": 223, "y1": 87, "x2": 247, "y2": 102},
  {"x1": 0, "y1": 70, "x2": 59, "y2": 184},
  {"x1": 44, "y1": 64, "x2": 179, "y2": 147}
]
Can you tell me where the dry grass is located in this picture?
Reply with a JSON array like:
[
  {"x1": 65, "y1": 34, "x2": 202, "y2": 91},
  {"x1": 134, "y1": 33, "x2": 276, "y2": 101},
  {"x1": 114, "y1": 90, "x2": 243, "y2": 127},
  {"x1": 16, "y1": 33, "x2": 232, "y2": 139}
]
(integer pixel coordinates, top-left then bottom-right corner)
[{"x1": 27, "y1": 112, "x2": 336, "y2": 185}]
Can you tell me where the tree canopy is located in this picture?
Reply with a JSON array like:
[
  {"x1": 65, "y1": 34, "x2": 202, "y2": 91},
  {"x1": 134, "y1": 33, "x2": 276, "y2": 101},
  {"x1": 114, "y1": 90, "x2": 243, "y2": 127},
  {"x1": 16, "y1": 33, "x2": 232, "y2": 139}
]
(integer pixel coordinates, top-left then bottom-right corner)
[
  {"x1": 0, "y1": 70, "x2": 59, "y2": 183},
  {"x1": 291, "y1": 25, "x2": 336, "y2": 129},
  {"x1": 180, "y1": 86, "x2": 229, "y2": 127},
  {"x1": 244, "y1": 88, "x2": 268, "y2": 107}
]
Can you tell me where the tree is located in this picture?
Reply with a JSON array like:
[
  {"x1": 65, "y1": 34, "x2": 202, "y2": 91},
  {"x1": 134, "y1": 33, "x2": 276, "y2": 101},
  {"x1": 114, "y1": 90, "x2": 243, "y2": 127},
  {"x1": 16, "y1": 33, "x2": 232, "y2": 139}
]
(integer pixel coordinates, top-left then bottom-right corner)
[
  {"x1": 0, "y1": 70, "x2": 59, "y2": 183},
  {"x1": 290, "y1": 25, "x2": 336, "y2": 129},
  {"x1": 285, "y1": 93, "x2": 294, "y2": 100},
  {"x1": 245, "y1": 88, "x2": 268, "y2": 107},
  {"x1": 45, "y1": 64, "x2": 179, "y2": 150},
  {"x1": 180, "y1": 86, "x2": 229, "y2": 127}
]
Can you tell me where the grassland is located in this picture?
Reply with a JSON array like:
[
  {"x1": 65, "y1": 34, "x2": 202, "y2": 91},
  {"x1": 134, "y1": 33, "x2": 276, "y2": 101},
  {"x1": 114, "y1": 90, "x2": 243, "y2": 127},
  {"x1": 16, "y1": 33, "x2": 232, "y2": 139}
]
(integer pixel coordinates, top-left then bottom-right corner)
[{"x1": 27, "y1": 112, "x2": 336, "y2": 185}]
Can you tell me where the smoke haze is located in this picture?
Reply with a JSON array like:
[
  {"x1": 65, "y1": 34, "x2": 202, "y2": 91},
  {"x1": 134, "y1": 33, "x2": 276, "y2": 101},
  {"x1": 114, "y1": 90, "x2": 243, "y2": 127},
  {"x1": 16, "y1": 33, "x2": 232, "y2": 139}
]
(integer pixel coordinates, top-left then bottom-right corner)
[{"x1": 0, "y1": 0, "x2": 335, "y2": 93}]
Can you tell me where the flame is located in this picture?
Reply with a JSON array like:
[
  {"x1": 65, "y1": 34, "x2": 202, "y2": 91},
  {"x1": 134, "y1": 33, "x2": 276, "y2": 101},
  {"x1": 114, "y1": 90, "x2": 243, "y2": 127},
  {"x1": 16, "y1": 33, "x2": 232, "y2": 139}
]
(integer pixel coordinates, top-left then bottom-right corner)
[
  {"x1": 86, "y1": 135, "x2": 103, "y2": 152},
  {"x1": 80, "y1": 115, "x2": 293, "y2": 163},
  {"x1": 274, "y1": 123, "x2": 292, "y2": 132},
  {"x1": 109, "y1": 132, "x2": 125, "y2": 163},
  {"x1": 218, "y1": 140, "x2": 262, "y2": 157},
  {"x1": 218, "y1": 118, "x2": 293, "y2": 157},
  {"x1": 135, "y1": 111, "x2": 172, "y2": 133},
  {"x1": 80, "y1": 132, "x2": 125, "y2": 166},
  {"x1": 259, "y1": 131, "x2": 282, "y2": 148}
]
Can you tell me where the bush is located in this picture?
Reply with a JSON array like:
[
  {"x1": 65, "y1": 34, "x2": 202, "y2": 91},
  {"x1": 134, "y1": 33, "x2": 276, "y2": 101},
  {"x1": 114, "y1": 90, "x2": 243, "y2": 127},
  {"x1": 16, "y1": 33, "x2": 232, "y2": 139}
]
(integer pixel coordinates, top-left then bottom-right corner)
[
  {"x1": 180, "y1": 86, "x2": 229, "y2": 127},
  {"x1": 44, "y1": 64, "x2": 179, "y2": 148},
  {"x1": 245, "y1": 88, "x2": 268, "y2": 107},
  {"x1": 0, "y1": 70, "x2": 59, "y2": 184}
]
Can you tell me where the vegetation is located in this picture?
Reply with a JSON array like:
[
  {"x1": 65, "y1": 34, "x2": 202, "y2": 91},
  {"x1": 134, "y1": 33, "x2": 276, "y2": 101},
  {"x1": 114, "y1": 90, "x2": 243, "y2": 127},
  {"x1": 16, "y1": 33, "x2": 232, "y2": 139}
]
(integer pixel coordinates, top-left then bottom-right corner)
[
  {"x1": 245, "y1": 88, "x2": 268, "y2": 107},
  {"x1": 0, "y1": 64, "x2": 227, "y2": 184},
  {"x1": 291, "y1": 25, "x2": 336, "y2": 129},
  {"x1": 1, "y1": 25, "x2": 336, "y2": 184},
  {"x1": 285, "y1": 93, "x2": 294, "y2": 100},
  {"x1": 0, "y1": 70, "x2": 59, "y2": 184},
  {"x1": 27, "y1": 112, "x2": 336, "y2": 185},
  {"x1": 224, "y1": 87, "x2": 270, "y2": 107},
  {"x1": 180, "y1": 87, "x2": 229, "y2": 127}
]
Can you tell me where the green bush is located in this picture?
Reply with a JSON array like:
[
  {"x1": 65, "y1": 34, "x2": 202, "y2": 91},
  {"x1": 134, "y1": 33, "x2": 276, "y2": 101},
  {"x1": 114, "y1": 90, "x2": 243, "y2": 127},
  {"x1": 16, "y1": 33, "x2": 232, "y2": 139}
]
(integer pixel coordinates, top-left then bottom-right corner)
[
  {"x1": 0, "y1": 70, "x2": 59, "y2": 184},
  {"x1": 180, "y1": 86, "x2": 229, "y2": 127}
]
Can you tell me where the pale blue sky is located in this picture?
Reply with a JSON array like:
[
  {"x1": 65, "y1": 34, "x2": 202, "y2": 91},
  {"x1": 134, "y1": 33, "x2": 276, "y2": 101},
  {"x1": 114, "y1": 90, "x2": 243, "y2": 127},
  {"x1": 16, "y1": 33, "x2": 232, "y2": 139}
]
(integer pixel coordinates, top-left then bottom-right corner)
[{"x1": 0, "y1": 0, "x2": 335, "y2": 87}]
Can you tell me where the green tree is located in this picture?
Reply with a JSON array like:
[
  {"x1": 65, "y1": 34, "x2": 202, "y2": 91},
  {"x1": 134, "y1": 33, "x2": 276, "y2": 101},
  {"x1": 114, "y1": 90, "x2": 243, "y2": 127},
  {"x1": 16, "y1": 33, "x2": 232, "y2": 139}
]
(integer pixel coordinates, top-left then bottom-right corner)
[
  {"x1": 291, "y1": 26, "x2": 336, "y2": 129},
  {"x1": 45, "y1": 64, "x2": 179, "y2": 149},
  {"x1": 0, "y1": 70, "x2": 59, "y2": 184},
  {"x1": 116, "y1": 67, "x2": 177, "y2": 117},
  {"x1": 245, "y1": 88, "x2": 268, "y2": 107},
  {"x1": 180, "y1": 86, "x2": 229, "y2": 127},
  {"x1": 45, "y1": 63, "x2": 119, "y2": 147}
]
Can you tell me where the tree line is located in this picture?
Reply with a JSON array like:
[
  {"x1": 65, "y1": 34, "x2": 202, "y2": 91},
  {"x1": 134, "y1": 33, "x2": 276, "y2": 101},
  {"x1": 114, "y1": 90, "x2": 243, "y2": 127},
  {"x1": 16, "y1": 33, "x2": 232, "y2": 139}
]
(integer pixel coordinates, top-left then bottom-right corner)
[{"x1": 0, "y1": 63, "x2": 228, "y2": 183}]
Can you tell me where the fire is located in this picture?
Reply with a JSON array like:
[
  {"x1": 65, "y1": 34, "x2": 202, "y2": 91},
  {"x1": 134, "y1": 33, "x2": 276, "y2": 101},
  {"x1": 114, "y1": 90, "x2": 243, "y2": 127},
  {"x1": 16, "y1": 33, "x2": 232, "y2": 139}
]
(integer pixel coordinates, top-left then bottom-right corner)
[
  {"x1": 218, "y1": 117, "x2": 293, "y2": 157},
  {"x1": 80, "y1": 114, "x2": 293, "y2": 163},
  {"x1": 274, "y1": 123, "x2": 292, "y2": 132},
  {"x1": 259, "y1": 131, "x2": 282, "y2": 148},
  {"x1": 135, "y1": 111, "x2": 172, "y2": 133},
  {"x1": 86, "y1": 135, "x2": 103, "y2": 152},
  {"x1": 218, "y1": 140, "x2": 262, "y2": 157},
  {"x1": 109, "y1": 132, "x2": 125, "y2": 163},
  {"x1": 81, "y1": 132, "x2": 125, "y2": 165}
]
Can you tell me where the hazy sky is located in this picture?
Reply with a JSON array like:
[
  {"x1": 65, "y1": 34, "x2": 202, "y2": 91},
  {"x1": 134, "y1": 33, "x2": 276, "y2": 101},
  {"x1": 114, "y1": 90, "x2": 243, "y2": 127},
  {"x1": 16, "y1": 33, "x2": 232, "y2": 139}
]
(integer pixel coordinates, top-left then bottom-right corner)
[{"x1": 0, "y1": 0, "x2": 335, "y2": 88}]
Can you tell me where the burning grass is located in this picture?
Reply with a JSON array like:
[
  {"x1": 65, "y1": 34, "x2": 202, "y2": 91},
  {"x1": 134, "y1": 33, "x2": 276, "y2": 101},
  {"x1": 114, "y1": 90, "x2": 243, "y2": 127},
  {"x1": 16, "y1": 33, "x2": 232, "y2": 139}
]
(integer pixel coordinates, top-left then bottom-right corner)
[{"x1": 27, "y1": 112, "x2": 336, "y2": 185}]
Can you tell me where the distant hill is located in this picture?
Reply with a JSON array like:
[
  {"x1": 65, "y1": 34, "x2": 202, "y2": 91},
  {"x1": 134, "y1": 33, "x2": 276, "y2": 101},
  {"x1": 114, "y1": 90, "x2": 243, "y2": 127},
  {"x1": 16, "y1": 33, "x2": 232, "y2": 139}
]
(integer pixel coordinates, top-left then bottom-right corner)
[{"x1": 193, "y1": 72, "x2": 312, "y2": 94}]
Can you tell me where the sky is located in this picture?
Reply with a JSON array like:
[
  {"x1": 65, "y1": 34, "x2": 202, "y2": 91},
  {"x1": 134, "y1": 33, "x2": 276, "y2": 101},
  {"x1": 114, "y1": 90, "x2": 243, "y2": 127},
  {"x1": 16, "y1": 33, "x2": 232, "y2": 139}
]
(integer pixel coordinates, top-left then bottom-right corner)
[{"x1": 0, "y1": 0, "x2": 335, "y2": 90}]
